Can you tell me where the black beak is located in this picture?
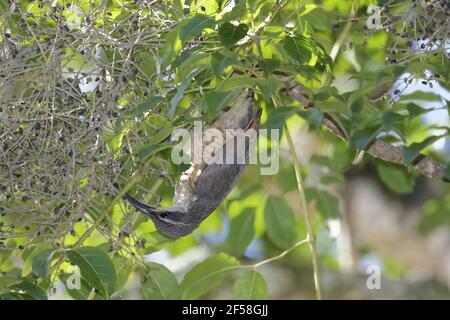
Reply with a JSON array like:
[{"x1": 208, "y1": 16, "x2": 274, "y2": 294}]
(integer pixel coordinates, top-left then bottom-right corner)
[{"x1": 123, "y1": 193, "x2": 156, "y2": 216}]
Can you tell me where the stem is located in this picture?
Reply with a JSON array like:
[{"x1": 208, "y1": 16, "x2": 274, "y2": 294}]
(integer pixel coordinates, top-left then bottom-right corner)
[
  {"x1": 284, "y1": 122, "x2": 323, "y2": 300},
  {"x1": 271, "y1": 92, "x2": 322, "y2": 299},
  {"x1": 321, "y1": 6, "x2": 356, "y2": 86},
  {"x1": 253, "y1": 239, "x2": 308, "y2": 268}
]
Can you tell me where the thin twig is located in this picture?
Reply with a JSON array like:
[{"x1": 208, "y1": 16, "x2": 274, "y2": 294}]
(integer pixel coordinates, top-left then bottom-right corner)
[
  {"x1": 272, "y1": 93, "x2": 323, "y2": 300},
  {"x1": 284, "y1": 124, "x2": 323, "y2": 300}
]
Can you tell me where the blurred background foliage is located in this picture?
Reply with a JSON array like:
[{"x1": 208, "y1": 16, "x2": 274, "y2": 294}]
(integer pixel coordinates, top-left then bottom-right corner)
[{"x1": 0, "y1": 0, "x2": 449, "y2": 299}]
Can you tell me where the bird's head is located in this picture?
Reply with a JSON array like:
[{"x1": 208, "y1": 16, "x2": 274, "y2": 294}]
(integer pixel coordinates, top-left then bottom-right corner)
[{"x1": 124, "y1": 193, "x2": 195, "y2": 238}]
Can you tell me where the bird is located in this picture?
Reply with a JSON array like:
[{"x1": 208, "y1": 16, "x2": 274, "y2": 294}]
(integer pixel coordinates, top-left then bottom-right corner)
[{"x1": 124, "y1": 89, "x2": 261, "y2": 238}]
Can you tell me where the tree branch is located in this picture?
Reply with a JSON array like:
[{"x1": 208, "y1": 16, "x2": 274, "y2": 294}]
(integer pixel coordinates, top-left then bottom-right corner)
[{"x1": 287, "y1": 84, "x2": 448, "y2": 182}]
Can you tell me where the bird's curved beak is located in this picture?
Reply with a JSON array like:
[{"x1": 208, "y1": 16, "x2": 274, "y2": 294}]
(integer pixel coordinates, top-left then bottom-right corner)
[{"x1": 123, "y1": 193, "x2": 157, "y2": 216}]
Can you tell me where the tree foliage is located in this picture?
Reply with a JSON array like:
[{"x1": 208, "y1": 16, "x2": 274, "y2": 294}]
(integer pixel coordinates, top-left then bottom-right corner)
[{"x1": 0, "y1": 0, "x2": 448, "y2": 299}]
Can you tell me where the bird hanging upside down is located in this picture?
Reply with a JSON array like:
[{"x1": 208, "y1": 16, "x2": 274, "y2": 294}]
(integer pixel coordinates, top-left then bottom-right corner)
[{"x1": 124, "y1": 89, "x2": 261, "y2": 238}]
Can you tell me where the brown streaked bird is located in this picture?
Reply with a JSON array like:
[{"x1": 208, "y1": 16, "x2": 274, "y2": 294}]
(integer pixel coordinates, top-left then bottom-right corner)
[{"x1": 124, "y1": 89, "x2": 261, "y2": 238}]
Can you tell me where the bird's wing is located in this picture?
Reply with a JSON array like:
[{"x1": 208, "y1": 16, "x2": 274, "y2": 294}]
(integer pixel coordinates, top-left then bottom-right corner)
[{"x1": 173, "y1": 89, "x2": 259, "y2": 206}]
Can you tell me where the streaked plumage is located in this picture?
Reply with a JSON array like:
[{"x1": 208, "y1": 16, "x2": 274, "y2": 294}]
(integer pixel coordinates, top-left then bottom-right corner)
[{"x1": 124, "y1": 89, "x2": 260, "y2": 238}]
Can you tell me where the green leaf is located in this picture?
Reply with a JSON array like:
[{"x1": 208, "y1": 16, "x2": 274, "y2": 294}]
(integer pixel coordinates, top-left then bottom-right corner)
[
  {"x1": 180, "y1": 14, "x2": 216, "y2": 42},
  {"x1": 399, "y1": 91, "x2": 443, "y2": 103},
  {"x1": 232, "y1": 271, "x2": 267, "y2": 300},
  {"x1": 260, "y1": 58, "x2": 281, "y2": 75},
  {"x1": 116, "y1": 96, "x2": 165, "y2": 129},
  {"x1": 382, "y1": 111, "x2": 404, "y2": 129},
  {"x1": 0, "y1": 276, "x2": 21, "y2": 289},
  {"x1": 225, "y1": 208, "x2": 255, "y2": 256},
  {"x1": 176, "y1": 53, "x2": 210, "y2": 82},
  {"x1": 172, "y1": 47, "x2": 201, "y2": 68},
  {"x1": 169, "y1": 78, "x2": 192, "y2": 116},
  {"x1": 203, "y1": 90, "x2": 241, "y2": 119},
  {"x1": 141, "y1": 262, "x2": 181, "y2": 300},
  {"x1": 218, "y1": 22, "x2": 249, "y2": 48},
  {"x1": 445, "y1": 163, "x2": 450, "y2": 181},
  {"x1": 298, "y1": 108, "x2": 323, "y2": 128},
  {"x1": 305, "y1": 188, "x2": 340, "y2": 220},
  {"x1": 136, "y1": 52, "x2": 156, "y2": 77},
  {"x1": 59, "y1": 273, "x2": 104, "y2": 300},
  {"x1": 32, "y1": 249, "x2": 57, "y2": 282},
  {"x1": 150, "y1": 125, "x2": 175, "y2": 145},
  {"x1": 22, "y1": 244, "x2": 52, "y2": 278},
  {"x1": 217, "y1": 76, "x2": 259, "y2": 91},
  {"x1": 210, "y1": 52, "x2": 238, "y2": 76},
  {"x1": 418, "y1": 196, "x2": 450, "y2": 233},
  {"x1": 9, "y1": 281, "x2": 47, "y2": 300},
  {"x1": 0, "y1": 293, "x2": 24, "y2": 300},
  {"x1": 222, "y1": 1, "x2": 247, "y2": 21},
  {"x1": 351, "y1": 125, "x2": 382, "y2": 150},
  {"x1": 0, "y1": 246, "x2": 13, "y2": 267},
  {"x1": 377, "y1": 161, "x2": 415, "y2": 194},
  {"x1": 181, "y1": 253, "x2": 239, "y2": 299},
  {"x1": 283, "y1": 35, "x2": 313, "y2": 65},
  {"x1": 264, "y1": 195, "x2": 296, "y2": 249},
  {"x1": 263, "y1": 107, "x2": 297, "y2": 132},
  {"x1": 404, "y1": 135, "x2": 445, "y2": 165},
  {"x1": 66, "y1": 247, "x2": 116, "y2": 297},
  {"x1": 406, "y1": 103, "x2": 430, "y2": 120},
  {"x1": 113, "y1": 256, "x2": 133, "y2": 291},
  {"x1": 217, "y1": 76, "x2": 280, "y2": 98},
  {"x1": 161, "y1": 27, "x2": 182, "y2": 69}
]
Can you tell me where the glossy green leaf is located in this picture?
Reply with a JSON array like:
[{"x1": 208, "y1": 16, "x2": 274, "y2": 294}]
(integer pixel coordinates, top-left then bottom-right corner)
[
  {"x1": 399, "y1": 91, "x2": 443, "y2": 103},
  {"x1": 210, "y1": 52, "x2": 238, "y2": 76},
  {"x1": 217, "y1": 76, "x2": 280, "y2": 98},
  {"x1": 283, "y1": 35, "x2": 313, "y2": 65},
  {"x1": 137, "y1": 52, "x2": 156, "y2": 77},
  {"x1": 59, "y1": 273, "x2": 104, "y2": 300},
  {"x1": 377, "y1": 161, "x2": 415, "y2": 194},
  {"x1": 176, "y1": 53, "x2": 210, "y2": 82},
  {"x1": 66, "y1": 247, "x2": 116, "y2": 297},
  {"x1": 22, "y1": 244, "x2": 52, "y2": 278},
  {"x1": 32, "y1": 249, "x2": 57, "y2": 282},
  {"x1": 217, "y1": 76, "x2": 259, "y2": 91},
  {"x1": 0, "y1": 276, "x2": 21, "y2": 289},
  {"x1": 226, "y1": 208, "x2": 255, "y2": 256},
  {"x1": 9, "y1": 281, "x2": 47, "y2": 300},
  {"x1": 305, "y1": 188, "x2": 340, "y2": 220},
  {"x1": 180, "y1": 14, "x2": 215, "y2": 42},
  {"x1": 351, "y1": 125, "x2": 382, "y2": 150},
  {"x1": 181, "y1": 253, "x2": 239, "y2": 299},
  {"x1": 406, "y1": 103, "x2": 430, "y2": 120},
  {"x1": 263, "y1": 107, "x2": 297, "y2": 132},
  {"x1": 116, "y1": 96, "x2": 165, "y2": 129},
  {"x1": 161, "y1": 26, "x2": 182, "y2": 69},
  {"x1": 264, "y1": 195, "x2": 296, "y2": 249},
  {"x1": 260, "y1": 58, "x2": 281, "y2": 75},
  {"x1": 218, "y1": 22, "x2": 249, "y2": 48},
  {"x1": 232, "y1": 271, "x2": 267, "y2": 300},
  {"x1": 418, "y1": 196, "x2": 450, "y2": 233},
  {"x1": 141, "y1": 262, "x2": 181, "y2": 300},
  {"x1": 203, "y1": 90, "x2": 241, "y2": 119},
  {"x1": 222, "y1": 1, "x2": 247, "y2": 21},
  {"x1": 298, "y1": 108, "x2": 324, "y2": 128},
  {"x1": 150, "y1": 124, "x2": 176, "y2": 143},
  {"x1": 404, "y1": 135, "x2": 446, "y2": 165},
  {"x1": 169, "y1": 78, "x2": 192, "y2": 116},
  {"x1": 113, "y1": 256, "x2": 133, "y2": 291}
]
